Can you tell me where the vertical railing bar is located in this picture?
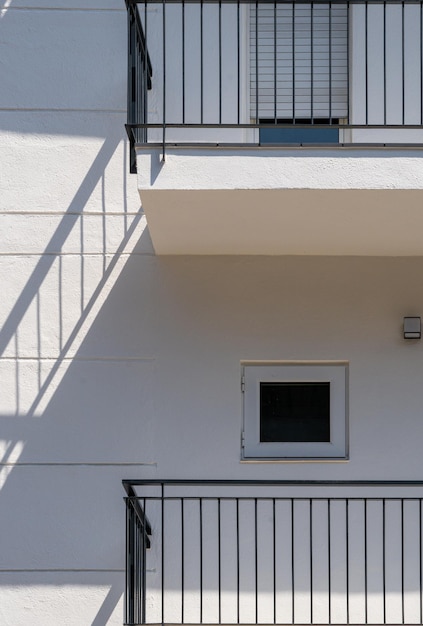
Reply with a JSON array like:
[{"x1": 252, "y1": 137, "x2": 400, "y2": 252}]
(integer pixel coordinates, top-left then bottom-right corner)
[
  {"x1": 256, "y1": 0, "x2": 259, "y2": 124},
  {"x1": 219, "y1": 0, "x2": 222, "y2": 125},
  {"x1": 383, "y1": 0, "x2": 386, "y2": 125},
  {"x1": 138, "y1": 514, "x2": 142, "y2": 623},
  {"x1": 365, "y1": 0, "x2": 368, "y2": 125},
  {"x1": 200, "y1": 0, "x2": 204, "y2": 124},
  {"x1": 141, "y1": 18, "x2": 145, "y2": 141},
  {"x1": 292, "y1": 1, "x2": 295, "y2": 123},
  {"x1": 311, "y1": 1, "x2": 314, "y2": 124},
  {"x1": 132, "y1": 504, "x2": 138, "y2": 621},
  {"x1": 161, "y1": 484, "x2": 165, "y2": 626},
  {"x1": 329, "y1": 0, "x2": 332, "y2": 123},
  {"x1": 420, "y1": 499, "x2": 423, "y2": 626},
  {"x1": 133, "y1": 10, "x2": 136, "y2": 148},
  {"x1": 136, "y1": 20, "x2": 140, "y2": 148},
  {"x1": 421, "y1": 0, "x2": 423, "y2": 126},
  {"x1": 383, "y1": 498, "x2": 386, "y2": 625},
  {"x1": 402, "y1": 0, "x2": 405, "y2": 126},
  {"x1": 134, "y1": 14, "x2": 138, "y2": 149},
  {"x1": 237, "y1": 0, "x2": 240, "y2": 125},
  {"x1": 347, "y1": 0, "x2": 350, "y2": 126},
  {"x1": 128, "y1": 501, "x2": 131, "y2": 625},
  {"x1": 135, "y1": 23, "x2": 138, "y2": 148},
  {"x1": 134, "y1": 508, "x2": 141, "y2": 622},
  {"x1": 140, "y1": 515, "x2": 144, "y2": 624},
  {"x1": 182, "y1": 0, "x2": 185, "y2": 125},
  {"x1": 274, "y1": 0, "x2": 277, "y2": 124},
  {"x1": 310, "y1": 499, "x2": 313, "y2": 624},
  {"x1": 181, "y1": 497, "x2": 184, "y2": 624},
  {"x1": 402, "y1": 499, "x2": 405, "y2": 625},
  {"x1": 273, "y1": 498, "x2": 276, "y2": 625},
  {"x1": 142, "y1": 498, "x2": 147, "y2": 624},
  {"x1": 346, "y1": 499, "x2": 349, "y2": 625},
  {"x1": 127, "y1": 6, "x2": 131, "y2": 136},
  {"x1": 133, "y1": 506, "x2": 137, "y2": 623},
  {"x1": 141, "y1": 515, "x2": 144, "y2": 624},
  {"x1": 128, "y1": 6, "x2": 136, "y2": 173},
  {"x1": 142, "y1": 12, "x2": 146, "y2": 141},
  {"x1": 135, "y1": 509, "x2": 139, "y2": 622},
  {"x1": 328, "y1": 499, "x2": 332, "y2": 625},
  {"x1": 218, "y1": 497, "x2": 222, "y2": 624},
  {"x1": 255, "y1": 498, "x2": 258, "y2": 625},
  {"x1": 125, "y1": 500, "x2": 130, "y2": 624},
  {"x1": 125, "y1": 500, "x2": 128, "y2": 624},
  {"x1": 237, "y1": 498, "x2": 240, "y2": 625},
  {"x1": 291, "y1": 499, "x2": 295, "y2": 624},
  {"x1": 139, "y1": 515, "x2": 142, "y2": 623},
  {"x1": 162, "y1": 0, "x2": 166, "y2": 159},
  {"x1": 200, "y1": 497, "x2": 203, "y2": 624},
  {"x1": 144, "y1": 2, "x2": 148, "y2": 144},
  {"x1": 364, "y1": 499, "x2": 368, "y2": 625},
  {"x1": 132, "y1": 505, "x2": 136, "y2": 623}
]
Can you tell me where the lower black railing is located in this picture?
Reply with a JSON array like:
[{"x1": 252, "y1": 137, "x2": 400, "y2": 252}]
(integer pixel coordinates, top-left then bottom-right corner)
[
  {"x1": 123, "y1": 480, "x2": 423, "y2": 625},
  {"x1": 125, "y1": 482, "x2": 152, "y2": 625}
]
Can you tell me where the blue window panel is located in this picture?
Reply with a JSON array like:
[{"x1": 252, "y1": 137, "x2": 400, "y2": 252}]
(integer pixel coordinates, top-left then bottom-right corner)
[{"x1": 260, "y1": 125, "x2": 339, "y2": 144}]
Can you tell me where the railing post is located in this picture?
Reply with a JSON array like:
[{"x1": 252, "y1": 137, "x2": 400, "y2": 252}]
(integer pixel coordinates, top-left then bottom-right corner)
[
  {"x1": 126, "y1": 0, "x2": 152, "y2": 174},
  {"x1": 125, "y1": 497, "x2": 135, "y2": 624},
  {"x1": 125, "y1": 494, "x2": 150, "y2": 625},
  {"x1": 127, "y1": 2, "x2": 137, "y2": 174}
]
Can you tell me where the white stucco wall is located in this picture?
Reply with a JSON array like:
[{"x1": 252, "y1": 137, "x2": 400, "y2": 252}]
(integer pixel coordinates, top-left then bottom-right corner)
[
  {"x1": 3, "y1": 1, "x2": 423, "y2": 625},
  {"x1": 0, "y1": 1, "x2": 143, "y2": 623}
]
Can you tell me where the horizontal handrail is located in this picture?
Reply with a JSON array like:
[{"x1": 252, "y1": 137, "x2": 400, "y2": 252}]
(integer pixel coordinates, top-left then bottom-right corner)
[
  {"x1": 124, "y1": 479, "x2": 423, "y2": 486},
  {"x1": 124, "y1": 482, "x2": 152, "y2": 541},
  {"x1": 130, "y1": 0, "x2": 423, "y2": 5}
]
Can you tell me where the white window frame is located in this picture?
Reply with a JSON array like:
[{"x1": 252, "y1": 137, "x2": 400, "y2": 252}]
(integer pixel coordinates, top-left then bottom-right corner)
[{"x1": 242, "y1": 362, "x2": 349, "y2": 461}]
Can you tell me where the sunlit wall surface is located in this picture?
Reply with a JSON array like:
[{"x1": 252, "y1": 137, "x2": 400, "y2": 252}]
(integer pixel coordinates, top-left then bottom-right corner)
[{"x1": 3, "y1": 1, "x2": 423, "y2": 625}]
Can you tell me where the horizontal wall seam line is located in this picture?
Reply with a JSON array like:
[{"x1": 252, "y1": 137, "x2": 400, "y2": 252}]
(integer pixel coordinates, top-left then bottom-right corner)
[
  {"x1": 0, "y1": 212, "x2": 142, "y2": 216},
  {"x1": 0, "y1": 462, "x2": 157, "y2": 467},
  {"x1": 0, "y1": 210, "x2": 143, "y2": 219},
  {"x1": 0, "y1": 357, "x2": 156, "y2": 362},
  {"x1": 0, "y1": 253, "x2": 155, "y2": 257},
  {"x1": 0, "y1": 108, "x2": 126, "y2": 113},
  {"x1": 0, "y1": 569, "x2": 125, "y2": 573},
  {"x1": 1, "y1": 7, "x2": 125, "y2": 13}
]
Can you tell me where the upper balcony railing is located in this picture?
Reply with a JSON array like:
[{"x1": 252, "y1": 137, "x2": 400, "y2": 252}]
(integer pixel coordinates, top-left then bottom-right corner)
[
  {"x1": 125, "y1": 0, "x2": 423, "y2": 172},
  {"x1": 124, "y1": 479, "x2": 423, "y2": 626}
]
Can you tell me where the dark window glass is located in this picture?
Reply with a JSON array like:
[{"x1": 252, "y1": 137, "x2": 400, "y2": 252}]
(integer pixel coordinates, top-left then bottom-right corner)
[
  {"x1": 260, "y1": 382, "x2": 330, "y2": 443},
  {"x1": 259, "y1": 118, "x2": 340, "y2": 145}
]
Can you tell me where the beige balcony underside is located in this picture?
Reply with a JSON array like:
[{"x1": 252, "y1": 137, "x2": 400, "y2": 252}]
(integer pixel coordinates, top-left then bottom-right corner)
[{"x1": 137, "y1": 147, "x2": 423, "y2": 256}]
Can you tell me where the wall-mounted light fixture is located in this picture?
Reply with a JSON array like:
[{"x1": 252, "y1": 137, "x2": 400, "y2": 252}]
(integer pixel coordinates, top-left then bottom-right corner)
[{"x1": 403, "y1": 317, "x2": 421, "y2": 340}]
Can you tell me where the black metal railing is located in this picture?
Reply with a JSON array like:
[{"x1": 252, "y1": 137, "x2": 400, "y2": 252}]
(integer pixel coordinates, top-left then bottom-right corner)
[
  {"x1": 125, "y1": 0, "x2": 423, "y2": 172},
  {"x1": 124, "y1": 479, "x2": 423, "y2": 625},
  {"x1": 125, "y1": 482, "x2": 153, "y2": 625},
  {"x1": 126, "y1": 0, "x2": 153, "y2": 173}
]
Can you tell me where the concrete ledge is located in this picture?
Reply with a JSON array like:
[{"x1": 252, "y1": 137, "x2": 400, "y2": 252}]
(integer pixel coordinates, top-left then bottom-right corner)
[{"x1": 136, "y1": 147, "x2": 423, "y2": 255}]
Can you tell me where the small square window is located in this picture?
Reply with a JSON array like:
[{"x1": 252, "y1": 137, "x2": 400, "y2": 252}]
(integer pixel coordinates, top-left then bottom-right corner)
[{"x1": 242, "y1": 363, "x2": 348, "y2": 460}]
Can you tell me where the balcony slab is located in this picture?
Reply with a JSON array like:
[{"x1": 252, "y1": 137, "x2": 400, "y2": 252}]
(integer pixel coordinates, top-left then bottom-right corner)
[{"x1": 136, "y1": 147, "x2": 423, "y2": 255}]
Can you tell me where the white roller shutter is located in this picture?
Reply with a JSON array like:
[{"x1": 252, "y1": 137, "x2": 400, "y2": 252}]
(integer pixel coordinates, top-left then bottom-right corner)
[{"x1": 250, "y1": 2, "x2": 349, "y2": 120}]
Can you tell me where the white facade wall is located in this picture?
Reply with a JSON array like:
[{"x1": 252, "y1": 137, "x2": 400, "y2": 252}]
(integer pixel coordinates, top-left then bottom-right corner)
[
  {"x1": 3, "y1": 1, "x2": 423, "y2": 625},
  {"x1": 1, "y1": 1, "x2": 145, "y2": 623}
]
